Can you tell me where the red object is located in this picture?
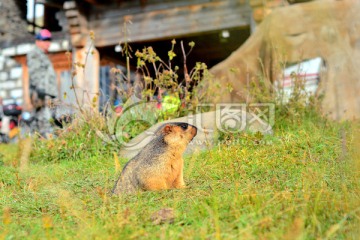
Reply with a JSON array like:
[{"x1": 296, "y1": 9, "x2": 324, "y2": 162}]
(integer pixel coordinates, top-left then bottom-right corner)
[
  {"x1": 157, "y1": 102, "x2": 162, "y2": 109},
  {"x1": 36, "y1": 29, "x2": 52, "y2": 40},
  {"x1": 115, "y1": 106, "x2": 123, "y2": 114},
  {"x1": 40, "y1": 29, "x2": 52, "y2": 38},
  {"x1": 9, "y1": 121, "x2": 16, "y2": 129}
]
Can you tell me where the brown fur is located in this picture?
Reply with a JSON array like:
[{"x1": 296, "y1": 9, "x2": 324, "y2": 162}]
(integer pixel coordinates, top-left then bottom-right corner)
[{"x1": 112, "y1": 122, "x2": 197, "y2": 194}]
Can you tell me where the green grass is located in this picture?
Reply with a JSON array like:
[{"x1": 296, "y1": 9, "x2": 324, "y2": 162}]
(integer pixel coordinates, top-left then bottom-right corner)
[{"x1": 0, "y1": 113, "x2": 359, "y2": 239}]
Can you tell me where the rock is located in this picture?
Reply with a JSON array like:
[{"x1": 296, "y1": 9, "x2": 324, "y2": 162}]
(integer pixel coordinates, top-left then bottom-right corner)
[
  {"x1": 150, "y1": 208, "x2": 175, "y2": 225},
  {"x1": 200, "y1": 0, "x2": 360, "y2": 121}
]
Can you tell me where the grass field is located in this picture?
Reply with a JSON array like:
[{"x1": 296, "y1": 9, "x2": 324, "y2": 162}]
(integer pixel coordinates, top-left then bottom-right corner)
[{"x1": 0, "y1": 112, "x2": 359, "y2": 239}]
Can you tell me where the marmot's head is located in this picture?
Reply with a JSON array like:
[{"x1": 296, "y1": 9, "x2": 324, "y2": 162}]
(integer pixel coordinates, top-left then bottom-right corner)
[{"x1": 157, "y1": 122, "x2": 197, "y2": 147}]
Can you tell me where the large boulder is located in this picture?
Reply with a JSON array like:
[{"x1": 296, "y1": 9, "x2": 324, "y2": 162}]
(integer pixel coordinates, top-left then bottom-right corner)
[{"x1": 203, "y1": 0, "x2": 360, "y2": 121}]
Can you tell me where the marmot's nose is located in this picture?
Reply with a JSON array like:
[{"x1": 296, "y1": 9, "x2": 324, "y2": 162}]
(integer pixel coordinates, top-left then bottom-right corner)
[
  {"x1": 190, "y1": 125, "x2": 197, "y2": 137},
  {"x1": 188, "y1": 123, "x2": 197, "y2": 130}
]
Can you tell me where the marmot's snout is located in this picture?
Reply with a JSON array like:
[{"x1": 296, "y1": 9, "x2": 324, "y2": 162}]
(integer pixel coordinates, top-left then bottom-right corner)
[
  {"x1": 190, "y1": 126, "x2": 197, "y2": 140},
  {"x1": 174, "y1": 122, "x2": 197, "y2": 141},
  {"x1": 160, "y1": 122, "x2": 198, "y2": 146}
]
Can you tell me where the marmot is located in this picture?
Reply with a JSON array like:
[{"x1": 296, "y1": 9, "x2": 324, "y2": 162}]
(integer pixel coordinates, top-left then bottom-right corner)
[{"x1": 112, "y1": 122, "x2": 197, "y2": 194}]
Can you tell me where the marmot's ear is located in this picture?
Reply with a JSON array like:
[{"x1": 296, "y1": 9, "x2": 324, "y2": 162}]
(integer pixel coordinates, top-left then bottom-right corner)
[{"x1": 163, "y1": 125, "x2": 172, "y2": 134}]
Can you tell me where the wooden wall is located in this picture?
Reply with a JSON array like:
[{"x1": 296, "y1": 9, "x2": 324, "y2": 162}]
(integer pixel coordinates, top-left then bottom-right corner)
[{"x1": 60, "y1": 0, "x2": 251, "y2": 47}]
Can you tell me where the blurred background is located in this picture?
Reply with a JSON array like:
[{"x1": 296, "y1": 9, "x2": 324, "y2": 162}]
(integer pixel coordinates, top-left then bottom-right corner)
[{"x1": 0, "y1": 0, "x2": 359, "y2": 120}]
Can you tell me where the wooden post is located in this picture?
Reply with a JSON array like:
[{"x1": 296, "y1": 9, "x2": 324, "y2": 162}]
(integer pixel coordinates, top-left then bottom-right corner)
[
  {"x1": 22, "y1": 63, "x2": 31, "y2": 111},
  {"x1": 13, "y1": 55, "x2": 32, "y2": 111},
  {"x1": 73, "y1": 39, "x2": 100, "y2": 109}
]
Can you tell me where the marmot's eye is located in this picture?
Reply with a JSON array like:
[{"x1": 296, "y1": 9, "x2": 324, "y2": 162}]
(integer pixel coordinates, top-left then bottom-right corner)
[{"x1": 179, "y1": 123, "x2": 188, "y2": 130}]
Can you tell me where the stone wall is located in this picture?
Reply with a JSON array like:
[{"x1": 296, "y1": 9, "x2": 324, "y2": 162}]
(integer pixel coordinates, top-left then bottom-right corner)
[
  {"x1": 0, "y1": 55, "x2": 23, "y2": 105},
  {"x1": 0, "y1": 0, "x2": 30, "y2": 47},
  {"x1": 0, "y1": 40, "x2": 70, "y2": 106}
]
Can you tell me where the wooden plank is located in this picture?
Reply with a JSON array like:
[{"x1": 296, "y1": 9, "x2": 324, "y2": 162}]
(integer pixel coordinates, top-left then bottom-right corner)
[
  {"x1": 88, "y1": 0, "x2": 246, "y2": 21},
  {"x1": 83, "y1": 0, "x2": 103, "y2": 5},
  {"x1": 67, "y1": 17, "x2": 81, "y2": 26},
  {"x1": 13, "y1": 55, "x2": 27, "y2": 65},
  {"x1": 90, "y1": 0, "x2": 247, "y2": 24},
  {"x1": 38, "y1": 0, "x2": 63, "y2": 8},
  {"x1": 64, "y1": 1, "x2": 77, "y2": 10},
  {"x1": 88, "y1": 2, "x2": 250, "y2": 46},
  {"x1": 89, "y1": 1, "x2": 249, "y2": 38},
  {"x1": 69, "y1": 26, "x2": 81, "y2": 34},
  {"x1": 92, "y1": 8, "x2": 250, "y2": 46},
  {"x1": 91, "y1": 2, "x2": 249, "y2": 26},
  {"x1": 13, "y1": 55, "x2": 31, "y2": 110},
  {"x1": 65, "y1": 9, "x2": 79, "y2": 17},
  {"x1": 97, "y1": 14, "x2": 248, "y2": 43},
  {"x1": 22, "y1": 64, "x2": 31, "y2": 110}
]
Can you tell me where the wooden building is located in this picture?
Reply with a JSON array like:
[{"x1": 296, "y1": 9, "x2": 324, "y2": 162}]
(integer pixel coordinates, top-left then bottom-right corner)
[
  {"x1": 59, "y1": 0, "x2": 252, "y2": 67},
  {"x1": 1, "y1": 0, "x2": 256, "y2": 109}
]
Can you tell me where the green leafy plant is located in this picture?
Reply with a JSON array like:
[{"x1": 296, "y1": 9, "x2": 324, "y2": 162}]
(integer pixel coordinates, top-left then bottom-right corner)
[{"x1": 111, "y1": 38, "x2": 212, "y2": 118}]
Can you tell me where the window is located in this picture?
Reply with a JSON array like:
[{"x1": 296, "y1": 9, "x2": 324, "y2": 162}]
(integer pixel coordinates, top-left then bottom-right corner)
[{"x1": 27, "y1": 0, "x2": 44, "y2": 33}]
